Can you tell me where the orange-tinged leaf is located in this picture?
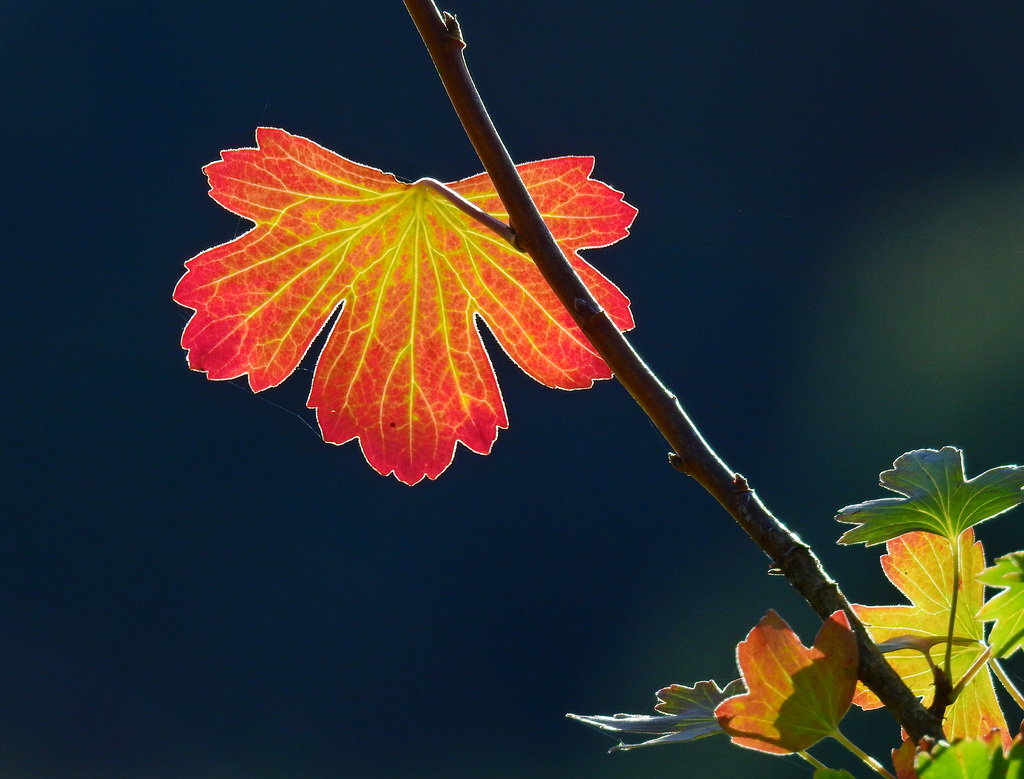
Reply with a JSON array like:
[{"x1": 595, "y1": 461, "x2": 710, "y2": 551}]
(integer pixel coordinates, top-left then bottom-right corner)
[
  {"x1": 851, "y1": 530, "x2": 1009, "y2": 747},
  {"x1": 715, "y1": 610, "x2": 858, "y2": 754},
  {"x1": 174, "y1": 128, "x2": 635, "y2": 484},
  {"x1": 892, "y1": 738, "x2": 918, "y2": 779}
]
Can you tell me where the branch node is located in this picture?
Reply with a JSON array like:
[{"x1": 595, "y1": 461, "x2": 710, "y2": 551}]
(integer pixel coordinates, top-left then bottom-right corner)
[
  {"x1": 667, "y1": 451, "x2": 691, "y2": 474},
  {"x1": 928, "y1": 666, "x2": 953, "y2": 720},
  {"x1": 441, "y1": 11, "x2": 464, "y2": 46},
  {"x1": 732, "y1": 473, "x2": 751, "y2": 493},
  {"x1": 572, "y1": 297, "x2": 603, "y2": 323},
  {"x1": 508, "y1": 221, "x2": 524, "y2": 251},
  {"x1": 771, "y1": 540, "x2": 809, "y2": 577}
]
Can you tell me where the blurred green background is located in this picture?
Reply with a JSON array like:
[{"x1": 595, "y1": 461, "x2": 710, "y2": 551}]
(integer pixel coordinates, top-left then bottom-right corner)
[{"x1": 3, "y1": 2, "x2": 1024, "y2": 776}]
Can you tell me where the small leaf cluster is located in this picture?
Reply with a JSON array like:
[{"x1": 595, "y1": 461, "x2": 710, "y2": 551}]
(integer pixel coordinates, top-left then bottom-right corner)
[{"x1": 571, "y1": 447, "x2": 1024, "y2": 777}]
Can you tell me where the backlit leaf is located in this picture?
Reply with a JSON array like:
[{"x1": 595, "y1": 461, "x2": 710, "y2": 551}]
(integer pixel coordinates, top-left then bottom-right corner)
[
  {"x1": 892, "y1": 738, "x2": 919, "y2": 779},
  {"x1": 715, "y1": 610, "x2": 858, "y2": 755},
  {"x1": 977, "y1": 552, "x2": 1024, "y2": 658},
  {"x1": 567, "y1": 679, "x2": 744, "y2": 751},
  {"x1": 915, "y1": 732, "x2": 1022, "y2": 778},
  {"x1": 851, "y1": 530, "x2": 1009, "y2": 747},
  {"x1": 174, "y1": 128, "x2": 635, "y2": 484},
  {"x1": 837, "y1": 448, "x2": 1024, "y2": 546},
  {"x1": 916, "y1": 739, "x2": 996, "y2": 777}
]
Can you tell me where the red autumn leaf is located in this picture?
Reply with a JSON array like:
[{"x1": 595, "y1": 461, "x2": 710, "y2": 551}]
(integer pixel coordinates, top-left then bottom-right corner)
[
  {"x1": 715, "y1": 610, "x2": 858, "y2": 754},
  {"x1": 174, "y1": 128, "x2": 635, "y2": 484},
  {"x1": 851, "y1": 529, "x2": 1009, "y2": 747}
]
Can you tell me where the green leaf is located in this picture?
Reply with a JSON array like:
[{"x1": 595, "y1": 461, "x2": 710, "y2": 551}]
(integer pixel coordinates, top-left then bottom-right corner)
[
  {"x1": 837, "y1": 447, "x2": 1024, "y2": 546},
  {"x1": 814, "y1": 770, "x2": 856, "y2": 779},
  {"x1": 567, "y1": 679, "x2": 744, "y2": 751},
  {"x1": 1008, "y1": 736, "x2": 1024, "y2": 778},
  {"x1": 915, "y1": 735, "x2": 1020, "y2": 777},
  {"x1": 978, "y1": 553, "x2": 1024, "y2": 657}
]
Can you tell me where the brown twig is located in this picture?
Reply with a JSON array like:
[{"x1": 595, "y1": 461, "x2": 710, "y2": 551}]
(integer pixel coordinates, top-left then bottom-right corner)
[{"x1": 403, "y1": 0, "x2": 945, "y2": 743}]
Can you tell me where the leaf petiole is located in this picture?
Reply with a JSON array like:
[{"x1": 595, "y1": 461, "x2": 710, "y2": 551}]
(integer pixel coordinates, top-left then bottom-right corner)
[
  {"x1": 989, "y1": 657, "x2": 1024, "y2": 712},
  {"x1": 414, "y1": 177, "x2": 520, "y2": 248},
  {"x1": 832, "y1": 729, "x2": 895, "y2": 779},
  {"x1": 796, "y1": 750, "x2": 827, "y2": 770},
  {"x1": 950, "y1": 644, "x2": 992, "y2": 701},
  {"x1": 944, "y1": 532, "x2": 963, "y2": 680}
]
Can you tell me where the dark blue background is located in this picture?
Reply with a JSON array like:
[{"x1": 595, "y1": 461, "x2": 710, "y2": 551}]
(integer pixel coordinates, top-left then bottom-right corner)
[{"x1": 4, "y1": 2, "x2": 1024, "y2": 776}]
